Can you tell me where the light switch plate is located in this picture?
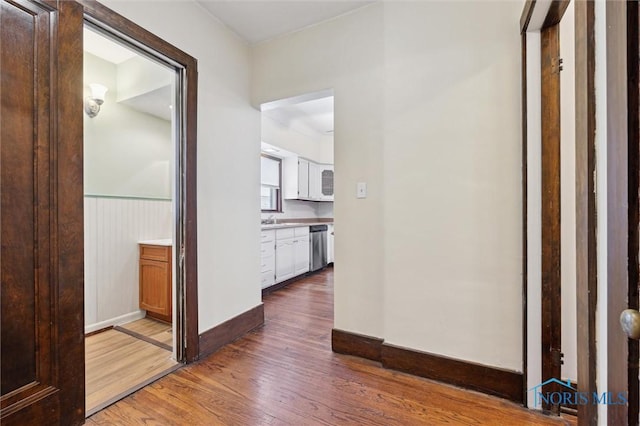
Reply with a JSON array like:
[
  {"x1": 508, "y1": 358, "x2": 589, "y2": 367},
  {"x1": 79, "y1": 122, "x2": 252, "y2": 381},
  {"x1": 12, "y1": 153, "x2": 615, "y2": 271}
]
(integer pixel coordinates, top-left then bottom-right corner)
[{"x1": 356, "y1": 182, "x2": 367, "y2": 199}]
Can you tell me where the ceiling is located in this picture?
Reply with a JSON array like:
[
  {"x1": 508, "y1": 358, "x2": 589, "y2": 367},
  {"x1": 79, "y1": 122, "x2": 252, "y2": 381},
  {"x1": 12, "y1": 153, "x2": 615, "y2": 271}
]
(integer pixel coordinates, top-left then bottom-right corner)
[
  {"x1": 197, "y1": 1, "x2": 374, "y2": 44},
  {"x1": 264, "y1": 95, "x2": 334, "y2": 137},
  {"x1": 84, "y1": 28, "x2": 173, "y2": 121},
  {"x1": 84, "y1": 29, "x2": 137, "y2": 64}
]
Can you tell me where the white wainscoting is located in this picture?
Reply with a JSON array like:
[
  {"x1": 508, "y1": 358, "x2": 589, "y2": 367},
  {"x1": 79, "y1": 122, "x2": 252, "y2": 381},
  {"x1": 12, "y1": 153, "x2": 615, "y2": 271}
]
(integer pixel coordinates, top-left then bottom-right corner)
[{"x1": 84, "y1": 196, "x2": 172, "y2": 333}]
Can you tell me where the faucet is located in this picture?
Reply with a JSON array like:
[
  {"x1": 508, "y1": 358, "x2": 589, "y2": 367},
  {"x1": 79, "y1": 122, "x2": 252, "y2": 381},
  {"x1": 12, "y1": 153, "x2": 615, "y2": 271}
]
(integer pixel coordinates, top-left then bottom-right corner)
[{"x1": 262, "y1": 215, "x2": 276, "y2": 225}]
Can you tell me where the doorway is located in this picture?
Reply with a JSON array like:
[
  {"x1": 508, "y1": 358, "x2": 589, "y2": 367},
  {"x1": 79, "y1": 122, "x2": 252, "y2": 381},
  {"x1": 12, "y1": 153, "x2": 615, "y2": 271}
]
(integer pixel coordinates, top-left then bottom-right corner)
[
  {"x1": 80, "y1": 2, "x2": 200, "y2": 416},
  {"x1": 0, "y1": 1, "x2": 199, "y2": 423},
  {"x1": 259, "y1": 90, "x2": 335, "y2": 295},
  {"x1": 82, "y1": 25, "x2": 180, "y2": 415}
]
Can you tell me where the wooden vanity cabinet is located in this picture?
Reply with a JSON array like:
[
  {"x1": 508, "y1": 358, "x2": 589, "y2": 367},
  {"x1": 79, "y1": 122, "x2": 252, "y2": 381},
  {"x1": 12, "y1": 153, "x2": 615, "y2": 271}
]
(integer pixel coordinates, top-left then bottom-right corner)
[{"x1": 139, "y1": 244, "x2": 172, "y2": 323}]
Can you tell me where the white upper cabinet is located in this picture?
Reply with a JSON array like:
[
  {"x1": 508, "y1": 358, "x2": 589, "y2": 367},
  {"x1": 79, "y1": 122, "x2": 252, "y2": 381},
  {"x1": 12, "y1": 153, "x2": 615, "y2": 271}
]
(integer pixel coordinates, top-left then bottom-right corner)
[
  {"x1": 319, "y1": 164, "x2": 334, "y2": 201},
  {"x1": 283, "y1": 156, "x2": 333, "y2": 202},
  {"x1": 297, "y1": 158, "x2": 309, "y2": 199},
  {"x1": 308, "y1": 162, "x2": 321, "y2": 200}
]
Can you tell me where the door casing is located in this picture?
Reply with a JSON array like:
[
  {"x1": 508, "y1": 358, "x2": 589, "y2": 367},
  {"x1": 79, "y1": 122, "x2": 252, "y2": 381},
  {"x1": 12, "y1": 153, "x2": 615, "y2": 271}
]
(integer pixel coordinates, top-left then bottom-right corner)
[{"x1": 80, "y1": 0, "x2": 200, "y2": 364}]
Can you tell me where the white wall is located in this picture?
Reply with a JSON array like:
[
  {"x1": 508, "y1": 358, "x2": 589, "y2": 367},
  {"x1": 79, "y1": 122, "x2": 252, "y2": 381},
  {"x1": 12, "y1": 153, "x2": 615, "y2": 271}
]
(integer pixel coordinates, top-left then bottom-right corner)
[
  {"x1": 101, "y1": 0, "x2": 262, "y2": 333},
  {"x1": 560, "y1": 1, "x2": 578, "y2": 383},
  {"x1": 116, "y1": 55, "x2": 172, "y2": 102},
  {"x1": 84, "y1": 53, "x2": 172, "y2": 199},
  {"x1": 253, "y1": 1, "x2": 523, "y2": 370},
  {"x1": 84, "y1": 197, "x2": 172, "y2": 333},
  {"x1": 382, "y1": 1, "x2": 522, "y2": 369},
  {"x1": 261, "y1": 199, "x2": 333, "y2": 220},
  {"x1": 526, "y1": 30, "x2": 543, "y2": 408},
  {"x1": 253, "y1": 3, "x2": 386, "y2": 338}
]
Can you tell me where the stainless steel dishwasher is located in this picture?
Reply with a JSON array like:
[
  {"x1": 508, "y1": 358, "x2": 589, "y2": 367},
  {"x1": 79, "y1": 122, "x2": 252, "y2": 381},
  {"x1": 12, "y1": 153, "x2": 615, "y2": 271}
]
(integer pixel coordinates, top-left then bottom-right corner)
[{"x1": 309, "y1": 225, "x2": 328, "y2": 272}]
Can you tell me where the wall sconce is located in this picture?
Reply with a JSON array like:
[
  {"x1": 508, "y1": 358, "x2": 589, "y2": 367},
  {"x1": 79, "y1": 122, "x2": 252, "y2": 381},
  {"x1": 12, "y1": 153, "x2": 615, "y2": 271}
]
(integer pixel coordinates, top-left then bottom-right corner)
[{"x1": 84, "y1": 83, "x2": 108, "y2": 118}]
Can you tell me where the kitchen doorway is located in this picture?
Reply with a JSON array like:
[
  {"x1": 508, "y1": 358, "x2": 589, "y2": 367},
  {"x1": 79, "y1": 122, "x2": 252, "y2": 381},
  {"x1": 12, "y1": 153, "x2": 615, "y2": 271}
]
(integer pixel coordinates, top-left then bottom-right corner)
[{"x1": 259, "y1": 90, "x2": 335, "y2": 295}]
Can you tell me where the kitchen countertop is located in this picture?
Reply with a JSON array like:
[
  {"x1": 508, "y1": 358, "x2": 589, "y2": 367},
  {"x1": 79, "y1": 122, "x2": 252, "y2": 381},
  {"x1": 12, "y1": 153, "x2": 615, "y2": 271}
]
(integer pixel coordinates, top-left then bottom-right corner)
[
  {"x1": 261, "y1": 222, "x2": 333, "y2": 230},
  {"x1": 138, "y1": 238, "x2": 172, "y2": 246}
]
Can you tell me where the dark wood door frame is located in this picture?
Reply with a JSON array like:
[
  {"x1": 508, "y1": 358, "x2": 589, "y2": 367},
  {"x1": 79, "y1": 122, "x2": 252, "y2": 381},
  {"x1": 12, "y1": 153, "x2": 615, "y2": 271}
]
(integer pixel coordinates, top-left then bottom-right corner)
[
  {"x1": 574, "y1": 0, "x2": 597, "y2": 424},
  {"x1": 540, "y1": 21, "x2": 563, "y2": 415},
  {"x1": 78, "y1": 0, "x2": 200, "y2": 363},
  {"x1": 520, "y1": 0, "x2": 571, "y2": 414}
]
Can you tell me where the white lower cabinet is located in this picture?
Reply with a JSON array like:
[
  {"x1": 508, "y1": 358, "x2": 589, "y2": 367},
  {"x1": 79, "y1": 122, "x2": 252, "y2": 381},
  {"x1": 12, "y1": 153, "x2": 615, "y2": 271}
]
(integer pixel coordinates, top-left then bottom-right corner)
[
  {"x1": 293, "y1": 235, "x2": 310, "y2": 276},
  {"x1": 274, "y1": 226, "x2": 310, "y2": 284},
  {"x1": 260, "y1": 230, "x2": 275, "y2": 289},
  {"x1": 275, "y1": 238, "x2": 295, "y2": 283}
]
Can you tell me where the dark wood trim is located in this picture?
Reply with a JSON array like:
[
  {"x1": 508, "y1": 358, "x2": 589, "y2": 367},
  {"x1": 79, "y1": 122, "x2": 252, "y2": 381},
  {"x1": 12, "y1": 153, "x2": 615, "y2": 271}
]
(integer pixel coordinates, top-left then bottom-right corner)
[
  {"x1": 628, "y1": 2, "x2": 640, "y2": 425},
  {"x1": 78, "y1": 0, "x2": 197, "y2": 68},
  {"x1": 330, "y1": 329, "x2": 523, "y2": 404},
  {"x1": 261, "y1": 153, "x2": 283, "y2": 213},
  {"x1": 520, "y1": 31, "x2": 529, "y2": 407},
  {"x1": 114, "y1": 326, "x2": 172, "y2": 352},
  {"x1": 381, "y1": 344, "x2": 523, "y2": 404},
  {"x1": 540, "y1": 23, "x2": 562, "y2": 416},
  {"x1": 606, "y1": 1, "x2": 630, "y2": 424},
  {"x1": 184, "y1": 48, "x2": 199, "y2": 364},
  {"x1": 55, "y1": 2, "x2": 86, "y2": 423},
  {"x1": 520, "y1": 0, "x2": 536, "y2": 33},
  {"x1": 574, "y1": 0, "x2": 598, "y2": 424},
  {"x1": 198, "y1": 304, "x2": 264, "y2": 359},
  {"x1": 85, "y1": 326, "x2": 113, "y2": 338},
  {"x1": 542, "y1": 1, "x2": 571, "y2": 30},
  {"x1": 520, "y1": 1, "x2": 572, "y2": 413},
  {"x1": 521, "y1": 0, "x2": 570, "y2": 33},
  {"x1": 331, "y1": 329, "x2": 382, "y2": 362},
  {"x1": 78, "y1": 0, "x2": 200, "y2": 363}
]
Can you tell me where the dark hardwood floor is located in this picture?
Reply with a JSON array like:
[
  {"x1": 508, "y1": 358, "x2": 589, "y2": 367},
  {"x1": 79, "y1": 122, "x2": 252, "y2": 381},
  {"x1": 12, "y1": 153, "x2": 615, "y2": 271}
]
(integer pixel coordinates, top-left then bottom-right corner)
[{"x1": 88, "y1": 267, "x2": 573, "y2": 425}]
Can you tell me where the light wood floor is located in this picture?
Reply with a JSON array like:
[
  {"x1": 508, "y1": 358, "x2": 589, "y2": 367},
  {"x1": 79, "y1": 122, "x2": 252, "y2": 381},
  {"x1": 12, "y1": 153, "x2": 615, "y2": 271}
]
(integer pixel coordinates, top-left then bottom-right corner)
[
  {"x1": 117, "y1": 317, "x2": 173, "y2": 350},
  {"x1": 88, "y1": 268, "x2": 574, "y2": 425},
  {"x1": 85, "y1": 327, "x2": 179, "y2": 416}
]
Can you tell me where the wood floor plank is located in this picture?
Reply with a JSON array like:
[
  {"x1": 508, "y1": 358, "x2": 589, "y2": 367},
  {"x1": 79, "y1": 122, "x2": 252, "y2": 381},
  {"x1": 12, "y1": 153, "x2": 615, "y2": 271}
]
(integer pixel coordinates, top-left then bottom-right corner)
[
  {"x1": 85, "y1": 329, "x2": 178, "y2": 415},
  {"x1": 117, "y1": 317, "x2": 173, "y2": 348},
  {"x1": 90, "y1": 268, "x2": 574, "y2": 425}
]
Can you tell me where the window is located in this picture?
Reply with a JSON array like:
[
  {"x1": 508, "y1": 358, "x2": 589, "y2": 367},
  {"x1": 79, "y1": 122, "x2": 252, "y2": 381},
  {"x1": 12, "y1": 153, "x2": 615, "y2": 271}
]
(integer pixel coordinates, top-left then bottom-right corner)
[{"x1": 261, "y1": 154, "x2": 282, "y2": 212}]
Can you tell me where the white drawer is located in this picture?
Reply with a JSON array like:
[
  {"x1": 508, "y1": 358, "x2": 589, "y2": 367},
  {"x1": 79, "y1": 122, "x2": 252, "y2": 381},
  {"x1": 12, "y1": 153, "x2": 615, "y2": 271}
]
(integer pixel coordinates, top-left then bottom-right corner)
[
  {"x1": 261, "y1": 253, "x2": 274, "y2": 273},
  {"x1": 261, "y1": 270, "x2": 275, "y2": 289},
  {"x1": 261, "y1": 241, "x2": 274, "y2": 256},
  {"x1": 294, "y1": 226, "x2": 309, "y2": 237},
  {"x1": 294, "y1": 234, "x2": 309, "y2": 243},
  {"x1": 261, "y1": 230, "x2": 275, "y2": 243},
  {"x1": 276, "y1": 228, "x2": 294, "y2": 240}
]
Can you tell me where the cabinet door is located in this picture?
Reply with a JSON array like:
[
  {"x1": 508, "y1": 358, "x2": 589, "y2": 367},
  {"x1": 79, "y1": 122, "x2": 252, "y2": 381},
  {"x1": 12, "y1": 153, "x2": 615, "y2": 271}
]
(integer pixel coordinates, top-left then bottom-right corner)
[
  {"x1": 294, "y1": 235, "x2": 310, "y2": 275},
  {"x1": 308, "y1": 162, "x2": 321, "y2": 200},
  {"x1": 320, "y1": 165, "x2": 334, "y2": 201},
  {"x1": 275, "y1": 239, "x2": 295, "y2": 282},
  {"x1": 140, "y1": 259, "x2": 171, "y2": 318},
  {"x1": 298, "y1": 159, "x2": 309, "y2": 199}
]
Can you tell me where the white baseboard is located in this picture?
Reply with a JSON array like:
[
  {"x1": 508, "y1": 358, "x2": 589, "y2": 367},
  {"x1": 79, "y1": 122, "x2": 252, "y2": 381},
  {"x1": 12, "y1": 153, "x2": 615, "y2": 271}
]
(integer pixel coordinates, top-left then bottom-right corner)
[{"x1": 85, "y1": 310, "x2": 146, "y2": 334}]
